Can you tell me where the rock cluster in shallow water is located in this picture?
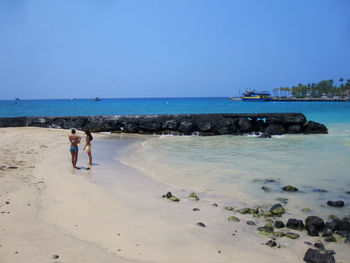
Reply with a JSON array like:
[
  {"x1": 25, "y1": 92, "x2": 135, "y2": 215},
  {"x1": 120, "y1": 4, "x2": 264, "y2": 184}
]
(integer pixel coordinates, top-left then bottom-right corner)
[{"x1": 0, "y1": 113, "x2": 328, "y2": 136}]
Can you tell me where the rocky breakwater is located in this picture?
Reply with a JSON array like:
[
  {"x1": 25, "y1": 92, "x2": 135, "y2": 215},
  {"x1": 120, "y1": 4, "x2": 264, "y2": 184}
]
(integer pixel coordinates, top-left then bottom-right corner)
[{"x1": 0, "y1": 113, "x2": 328, "y2": 136}]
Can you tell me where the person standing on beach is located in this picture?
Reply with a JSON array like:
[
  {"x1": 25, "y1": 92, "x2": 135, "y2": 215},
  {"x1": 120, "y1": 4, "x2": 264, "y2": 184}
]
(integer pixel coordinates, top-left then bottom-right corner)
[
  {"x1": 83, "y1": 130, "x2": 93, "y2": 166},
  {"x1": 69, "y1": 129, "x2": 81, "y2": 169}
]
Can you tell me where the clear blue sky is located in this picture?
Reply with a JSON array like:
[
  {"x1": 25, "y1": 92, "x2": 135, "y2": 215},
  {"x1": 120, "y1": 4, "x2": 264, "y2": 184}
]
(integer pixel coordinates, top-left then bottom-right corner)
[{"x1": 1, "y1": 0, "x2": 349, "y2": 99}]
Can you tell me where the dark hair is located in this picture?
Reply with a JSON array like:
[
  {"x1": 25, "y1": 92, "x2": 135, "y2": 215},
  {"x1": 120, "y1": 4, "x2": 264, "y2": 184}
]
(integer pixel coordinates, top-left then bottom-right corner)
[
  {"x1": 85, "y1": 130, "x2": 93, "y2": 141},
  {"x1": 71, "y1": 129, "x2": 76, "y2": 134}
]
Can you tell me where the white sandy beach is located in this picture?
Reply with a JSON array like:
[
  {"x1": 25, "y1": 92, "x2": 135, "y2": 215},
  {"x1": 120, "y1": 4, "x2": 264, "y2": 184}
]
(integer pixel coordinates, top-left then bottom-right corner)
[{"x1": 0, "y1": 127, "x2": 348, "y2": 263}]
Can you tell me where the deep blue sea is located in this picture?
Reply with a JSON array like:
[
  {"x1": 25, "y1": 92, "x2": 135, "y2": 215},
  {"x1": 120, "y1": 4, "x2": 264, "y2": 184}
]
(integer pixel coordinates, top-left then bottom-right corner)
[{"x1": 2, "y1": 97, "x2": 350, "y2": 218}]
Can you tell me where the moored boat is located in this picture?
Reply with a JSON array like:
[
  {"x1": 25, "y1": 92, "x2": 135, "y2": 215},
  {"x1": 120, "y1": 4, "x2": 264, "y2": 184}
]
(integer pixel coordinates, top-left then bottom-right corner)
[{"x1": 240, "y1": 91, "x2": 271, "y2": 101}]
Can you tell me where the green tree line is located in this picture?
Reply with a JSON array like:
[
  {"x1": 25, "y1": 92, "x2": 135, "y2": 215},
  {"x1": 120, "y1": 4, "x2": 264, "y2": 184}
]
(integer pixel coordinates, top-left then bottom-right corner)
[{"x1": 272, "y1": 78, "x2": 350, "y2": 98}]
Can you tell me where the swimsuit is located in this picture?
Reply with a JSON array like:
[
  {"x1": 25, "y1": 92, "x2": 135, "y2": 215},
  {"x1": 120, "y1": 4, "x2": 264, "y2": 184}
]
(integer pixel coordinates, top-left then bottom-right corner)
[
  {"x1": 86, "y1": 145, "x2": 91, "y2": 153},
  {"x1": 70, "y1": 146, "x2": 78, "y2": 152}
]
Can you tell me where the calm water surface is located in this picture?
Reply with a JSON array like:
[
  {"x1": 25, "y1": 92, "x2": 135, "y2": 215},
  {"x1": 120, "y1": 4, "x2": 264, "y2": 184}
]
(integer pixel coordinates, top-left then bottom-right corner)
[{"x1": 2, "y1": 98, "x2": 350, "y2": 217}]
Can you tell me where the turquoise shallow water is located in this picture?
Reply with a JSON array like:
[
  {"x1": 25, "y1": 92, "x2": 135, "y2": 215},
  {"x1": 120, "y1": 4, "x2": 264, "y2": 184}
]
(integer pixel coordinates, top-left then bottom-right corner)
[{"x1": 2, "y1": 98, "x2": 350, "y2": 218}]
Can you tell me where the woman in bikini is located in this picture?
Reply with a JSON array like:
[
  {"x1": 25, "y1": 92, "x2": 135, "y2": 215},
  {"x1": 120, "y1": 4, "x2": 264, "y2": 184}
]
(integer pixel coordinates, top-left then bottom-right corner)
[
  {"x1": 69, "y1": 129, "x2": 81, "y2": 169},
  {"x1": 83, "y1": 130, "x2": 93, "y2": 166}
]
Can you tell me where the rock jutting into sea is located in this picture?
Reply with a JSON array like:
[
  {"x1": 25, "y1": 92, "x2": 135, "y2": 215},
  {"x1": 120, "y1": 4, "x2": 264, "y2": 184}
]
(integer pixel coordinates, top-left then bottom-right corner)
[{"x1": 0, "y1": 113, "x2": 328, "y2": 136}]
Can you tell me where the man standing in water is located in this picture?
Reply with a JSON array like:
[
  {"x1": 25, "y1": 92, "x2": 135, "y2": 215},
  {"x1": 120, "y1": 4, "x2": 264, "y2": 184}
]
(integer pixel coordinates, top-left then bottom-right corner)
[{"x1": 69, "y1": 129, "x2": 81, "y2": 169}]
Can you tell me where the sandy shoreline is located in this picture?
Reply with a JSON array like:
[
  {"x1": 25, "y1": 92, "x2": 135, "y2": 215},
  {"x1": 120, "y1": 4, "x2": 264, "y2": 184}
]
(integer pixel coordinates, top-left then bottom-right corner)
[{"x1": 0, "y1": 128, "x2": 348, "y2": 262}]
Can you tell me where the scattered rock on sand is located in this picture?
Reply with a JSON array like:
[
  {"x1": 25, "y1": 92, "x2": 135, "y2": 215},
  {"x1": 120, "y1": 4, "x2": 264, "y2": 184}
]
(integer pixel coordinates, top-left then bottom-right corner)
[
  {"x1": 286, "y1": 218, "x2": 304, "y2": 231},
  {"x1": 193, "y1": 208, "x2": 200, "y2": 211},
  {"x1": 327, "y1": 200, "x2": 344, "y2": 207},
  {"x1": 236, "y1": 208, "x2": 250, "y2": 214},
  {"x1": 188, "y1": 192, "x2": 200, "y2": 201},
  {"x1": 265, "y1": 240, "x2": 277, "y2": 247},
  {"x1": 53, "y1": 255, "x2": 59, "y2": 259},
  {"x1": 8, "y1": 166, "x2": 18, "y2": 169},
  {"x1": 305, "y1": 216, "x2": 325, "y2": 237},
  {"x1": 282, "y1": 185, "x2": 299, "y2": 192},
  {"x1": 270, "y1": 204, "x2": 285, "y2": 216},
  {"x1": 273, "y1": 231, "x2": 285, "y2": 238},
  {"x1": 212, "y1": 203, "x2": 218, "y2": 207},
  {"x1": 162, "y1": 192, "x2": 180, "y2": 202},
  {"x1": 303, "y1": 248, "x2": 335, "y2": 263},
  {"x1": 228, "y1": 216, "x2": 240, "y2": 222},
  {"x1": 285, "y1": 232, "x2": 300, "y2": 239},
  {"x1": 274, "y1": 220, "x2": 285, "y2": 229},
  {"x1": 196, "y1": 222, "x2": 206, "y2": 227},
  {"x1": 324, "y1": 236, "x2": 336, "y2": 242},
  {"x1": 314, "y1": 243, "x2": 325, "y2": 250},
  {"x1": 246, "y1": 220, "x2": 256, "y2": 226},
  {"x1": 302, "y1": 208, "x2": 311, "y2": 212},
  {"x1": 223, "y1": 206, "x2": 234, "y2": 211}
]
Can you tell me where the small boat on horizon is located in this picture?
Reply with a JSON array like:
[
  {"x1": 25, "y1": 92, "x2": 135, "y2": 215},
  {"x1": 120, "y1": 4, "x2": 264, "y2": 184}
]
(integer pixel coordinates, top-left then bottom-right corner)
[{"x1": 93, "y1": 97, "x2": 101, "y2": 101}]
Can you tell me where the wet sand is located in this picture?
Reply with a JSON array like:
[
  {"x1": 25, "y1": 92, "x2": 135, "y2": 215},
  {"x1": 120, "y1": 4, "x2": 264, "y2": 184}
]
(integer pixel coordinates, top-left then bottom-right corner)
[{"x1": 0, "y1": 127, "x2": 348, "y2": 262}]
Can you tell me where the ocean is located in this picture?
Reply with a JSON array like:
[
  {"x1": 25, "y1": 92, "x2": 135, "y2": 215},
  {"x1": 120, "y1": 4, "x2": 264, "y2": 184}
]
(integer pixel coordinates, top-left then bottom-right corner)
[{"x1": 2, "y1": 98, "x2": 350, "y2": 218}]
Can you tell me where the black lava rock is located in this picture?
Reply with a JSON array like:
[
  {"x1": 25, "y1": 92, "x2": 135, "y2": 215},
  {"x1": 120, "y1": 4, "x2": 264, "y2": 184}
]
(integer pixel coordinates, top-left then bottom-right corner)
[
  {"x1": 166, "y1": 192, "x2": 172, "y2": 198},
  {"x1": 212, "y1": 203, "x2": 218, "y2": 207},
  {"x1": 304, "y1": 121, "x2": 328, "y2": 134},
  {"x1": 305, "y1": 216, "x2": 325, "y2": 236},
  {"x1": 303, "y1": 248, "x2": 335, "y2": 263},
  {"x1": 265, "y1": 124, "x2": 286, "y2": 135},
  {"x1": 193, "y1": 208, "x2": 200, "y2": 211},
  {"x1": 306, "y1": 224, "x2": 319, "y2": 237},
  {"x1": 286, "y1": 218, "x2": 304, "y2": 231},
  {"x1": 274, "y1": 220, "x2": 285, "y2": 229},
  {"x1": 327, "y1": 200, "x2": 344, "y2": 207}
]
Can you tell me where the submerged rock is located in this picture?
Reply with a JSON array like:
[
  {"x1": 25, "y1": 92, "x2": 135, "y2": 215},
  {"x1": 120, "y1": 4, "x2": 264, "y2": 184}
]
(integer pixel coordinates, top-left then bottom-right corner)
[
  {"x1": 312, "y1": 189, "x2": 328, "y2": 193},
  {"x1": 228, "y1": 216, "x2": 240, "y2": 222},
  {"x1": 302, "y1": 208, "x2": 311, "y2": 212},
  {"x1": 276, "y1": 198, "x2": 288, "y2": 204},
  {"x1": 286, "y1": 218, "x2": 304, "y2": 231},
  {"x1": 303, "y1": 248, "x2": 335, "y2": 263},
  {"x1": 327, "y1": 200, "x2": 344, "y2": 207},
  {"x1": 188, "y1": 192, "x2": 200, "y2": 201},
  {"x1": 261, "y1": 186, "x2": 270, "y2": 192},
  {"x1": 270, "y1": 204, "x2": 285, "y2": 216},
  {"x1": 282, "y1": 185, "x2": 299, "y2": 192}
]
